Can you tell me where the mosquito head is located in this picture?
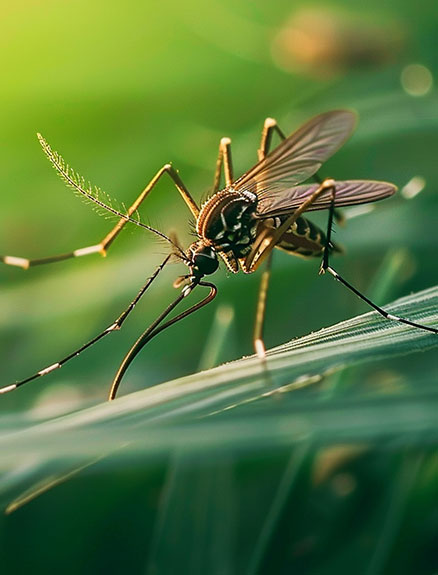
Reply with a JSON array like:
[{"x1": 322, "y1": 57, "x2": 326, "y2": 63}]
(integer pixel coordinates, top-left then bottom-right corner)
[{"x1": 188, "y1": 241, "x2": 219, "y2": 278}]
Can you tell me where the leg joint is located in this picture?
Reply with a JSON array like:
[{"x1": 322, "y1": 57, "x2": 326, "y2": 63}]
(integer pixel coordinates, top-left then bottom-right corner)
[{"x1": 322, "y1": 178, "x2": 336, "y2": 190}]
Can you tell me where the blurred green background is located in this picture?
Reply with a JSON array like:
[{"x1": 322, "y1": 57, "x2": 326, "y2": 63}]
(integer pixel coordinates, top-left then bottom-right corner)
[{"x1": 0, "y1": 0, "x2": 437, "y2": 573}]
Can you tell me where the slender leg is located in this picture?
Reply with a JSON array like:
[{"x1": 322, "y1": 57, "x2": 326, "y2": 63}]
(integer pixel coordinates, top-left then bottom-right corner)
[
  {"x1": 108, "y1": 280, "x2": 217, "y2": 400},
  {"x1": 319, "y1": 186, "x2": 337, "y2": 275},
  {"x1": 252, "y1": 118, "x2": 287, "y2": 358},
  {"x1": 258, "y1": 118, "x2": 286, "y2": 161},
  {"x1": 247, "y1": 178, "x2": 337, "y2": 273},
  {"x1": 0, "y1": 255, "x2": 172, "y2": 395},
  {"x1": 1, "y1": 165, "x2": 198, "y2": 270},
  {"x1": 319, "y1": 188, "x2": 438, "y2": 335},
  {"x1": 313, "y1": 169, "x2": 344, "y2": 224},
  {"x1": 213, "y1": 138, "x2": 234, "y2": 192},
  {"x1": 249, "y1": 178, "x2": 336, "y2": 352},
  {"x1": 213, "y1": 117, "x2": 285, "y2": 193},
  {"x1": 253, "y1": 252, "x2": 273, "y2": 358}
]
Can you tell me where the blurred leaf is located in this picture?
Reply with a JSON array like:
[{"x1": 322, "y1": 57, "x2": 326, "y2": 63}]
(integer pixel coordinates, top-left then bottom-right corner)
[
  {"x1": 1, "y1": 285, "x2": 437, "y2": 466},
  {"x1": 1, "y1": 286, "x2": 437, "y2": 573},
  {"x1": 1, "y1": 2, "x2": 438, "y2": 572}
]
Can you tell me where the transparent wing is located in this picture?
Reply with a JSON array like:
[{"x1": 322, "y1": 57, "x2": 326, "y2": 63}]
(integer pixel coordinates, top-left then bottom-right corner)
[
  {"x1": 233, "y1": 110, "x2": 357, "y2": 197},
  {"x1": 256, "y1": 180, "x2": 397, "y2": 217}
]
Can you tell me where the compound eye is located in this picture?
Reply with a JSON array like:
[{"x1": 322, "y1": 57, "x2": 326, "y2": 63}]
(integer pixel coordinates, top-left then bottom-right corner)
[{"x1": 193, "y1": 247, "x2": 219, "y2": 276}]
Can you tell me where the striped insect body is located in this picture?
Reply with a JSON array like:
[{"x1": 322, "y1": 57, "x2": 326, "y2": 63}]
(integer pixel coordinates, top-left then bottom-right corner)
[
  {"x1": 268, "y1": 215, "x2": 333, "y2": 258},
  {"x1": 196, "y1": 188, "x2": 259, "y2": 268}
]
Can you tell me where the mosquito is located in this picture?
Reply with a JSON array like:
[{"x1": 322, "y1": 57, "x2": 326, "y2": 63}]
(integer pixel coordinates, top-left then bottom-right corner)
[{"x1": 1, "y1": 110, "x2": 436, "y2": 400}]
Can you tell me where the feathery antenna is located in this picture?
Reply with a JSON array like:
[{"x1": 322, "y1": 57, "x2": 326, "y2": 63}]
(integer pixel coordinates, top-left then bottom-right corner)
[{"x1": 37, "y1": 134, "x2": 187, "y2": 259}]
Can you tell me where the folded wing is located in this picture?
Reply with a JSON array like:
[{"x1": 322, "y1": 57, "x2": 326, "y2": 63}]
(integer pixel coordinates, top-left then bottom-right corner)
[{"x1": 256, "y1": 180, "x2": 397, "y2": 217}]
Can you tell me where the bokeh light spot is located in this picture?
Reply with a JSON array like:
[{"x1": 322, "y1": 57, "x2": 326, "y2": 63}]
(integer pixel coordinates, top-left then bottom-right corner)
[{"x1": 401, "y1": 64, "x2": 433, "y2": 96}]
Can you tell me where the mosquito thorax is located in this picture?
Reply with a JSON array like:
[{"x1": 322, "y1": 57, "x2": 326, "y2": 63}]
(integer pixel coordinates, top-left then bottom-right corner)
[
  {"x1": 196, "y1": 188, "x2": 258, "y2": 258},
  {"x1": 189, "y1": 242, "x2": 219, "y2": 277}
]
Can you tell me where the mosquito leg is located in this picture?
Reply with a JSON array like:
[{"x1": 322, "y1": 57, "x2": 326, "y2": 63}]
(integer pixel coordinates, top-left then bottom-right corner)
[
  {"x1": 258, "y1": 118, "x2": 286, "y2": 160},
  {"x1": 325, "y1": 268, "x2": 438, "y2": 333},
  {"x1": 312, "y1": 170, "x2": 344, "y2": 224},
  {"x1": 319, "y1": 188, "x2": 438, "y2": 335},
  {"x1": 250, "y1": 182, "x2": 337, "y2": 357},
  {"x1": 250, "y1": 119, "x2": 287, "y2": 357},
  {"x1": 319, "y1": 183, "x2": 337, "y2": 275},
  {"x1": 0, "y1": 249, "x2": 103, "y2": 270},
  {"x1": 1, "y1": 165, "x2": 198, "y2": 270},
  {"x1": 247, "y1": 179, "x2": 337, "y2": 273},
  {"x1": 101, "y1": 163, "x2": 199, "y2": 252},
  {"x1": 109, "y1": 280, "x2": 217, "y2": 400},
  {"x1": 213, "y1": 117, "x2": 286, "y2": 193},
  {"x1": 253, "y1": 252, "x2": 273, "y2": 359},
  {"x1": 213, "y1": 137, "x2": 234, "y2": 192},
  {"x1": 0, "y1": 255, "x2": 172, "y2": 395}
]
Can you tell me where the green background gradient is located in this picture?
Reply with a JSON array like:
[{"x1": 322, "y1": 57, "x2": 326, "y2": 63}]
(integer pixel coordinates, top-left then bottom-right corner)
[{"x1": 0, "y1": 1, "x2": 437, "y2": 573}]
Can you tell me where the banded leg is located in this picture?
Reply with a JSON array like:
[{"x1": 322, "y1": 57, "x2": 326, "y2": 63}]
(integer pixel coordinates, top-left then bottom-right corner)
[
  {"x1": 1, "y1": 164, "x2": 198, "y2": 270},
  {"x1": 320, "y1": 188, "x2": 438, "y2": 335},
  {"x1": 252, "y1": 118, "x2": 286, "y2": 358},
  {"x1": 0, "y1": 255, "x2": 172, "y2": 395},
  {"x1": 213, "y1": 137, "x2": 234, "y2": 193}
]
